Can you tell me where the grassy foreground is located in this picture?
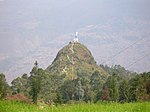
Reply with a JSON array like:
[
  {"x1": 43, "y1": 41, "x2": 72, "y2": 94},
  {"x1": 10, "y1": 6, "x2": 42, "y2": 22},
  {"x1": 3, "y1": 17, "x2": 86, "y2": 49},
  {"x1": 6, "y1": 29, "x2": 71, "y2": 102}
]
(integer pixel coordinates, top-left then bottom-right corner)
[{"x1": 0, "y1": 101, "x2": 149, "y2": 112}]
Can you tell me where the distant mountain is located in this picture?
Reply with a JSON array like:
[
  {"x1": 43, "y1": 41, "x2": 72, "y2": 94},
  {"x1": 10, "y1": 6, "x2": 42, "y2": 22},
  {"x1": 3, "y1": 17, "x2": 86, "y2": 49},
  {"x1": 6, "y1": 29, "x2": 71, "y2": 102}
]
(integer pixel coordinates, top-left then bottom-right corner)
[
  {"x1": 1, "y1": 23, "x2": 150, "y2": 84},
  {"x1": 46, "y1": 42, "x2": 108, "y2": 79},
  {"x1": 1, "y1": 0, "x2": 150, "y2": 83}
]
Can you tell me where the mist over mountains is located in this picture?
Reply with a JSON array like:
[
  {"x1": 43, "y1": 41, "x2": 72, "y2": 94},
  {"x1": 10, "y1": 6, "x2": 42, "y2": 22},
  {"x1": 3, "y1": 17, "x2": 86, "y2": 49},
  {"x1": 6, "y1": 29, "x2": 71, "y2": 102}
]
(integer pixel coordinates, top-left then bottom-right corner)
[{"x1": 0, "y1": 0, "x2": 150, "y2": 83}]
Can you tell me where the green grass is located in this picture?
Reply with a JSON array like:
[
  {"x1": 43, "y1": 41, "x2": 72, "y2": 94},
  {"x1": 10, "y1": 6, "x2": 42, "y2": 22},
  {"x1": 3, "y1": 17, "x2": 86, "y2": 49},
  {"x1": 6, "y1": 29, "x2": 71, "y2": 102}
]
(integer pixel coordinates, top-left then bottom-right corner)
[{"x1": 0, "y1": 100, "x2": 149, "y2": 112}]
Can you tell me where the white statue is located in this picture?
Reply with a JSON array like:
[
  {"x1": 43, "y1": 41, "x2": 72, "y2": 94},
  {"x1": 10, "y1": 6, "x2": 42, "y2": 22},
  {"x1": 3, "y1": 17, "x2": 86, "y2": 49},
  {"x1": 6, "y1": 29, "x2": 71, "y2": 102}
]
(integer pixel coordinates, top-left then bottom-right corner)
[{"x1": 74, "y1": 32, "x2": 79, "y2": 42}]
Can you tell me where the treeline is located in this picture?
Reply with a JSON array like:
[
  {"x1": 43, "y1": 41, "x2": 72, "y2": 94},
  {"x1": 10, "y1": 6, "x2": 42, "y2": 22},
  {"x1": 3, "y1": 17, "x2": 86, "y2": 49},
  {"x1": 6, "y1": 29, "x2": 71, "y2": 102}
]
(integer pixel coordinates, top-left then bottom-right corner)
[{"x1": 0, "y1": 63, "x2": 150, "y2": 104}]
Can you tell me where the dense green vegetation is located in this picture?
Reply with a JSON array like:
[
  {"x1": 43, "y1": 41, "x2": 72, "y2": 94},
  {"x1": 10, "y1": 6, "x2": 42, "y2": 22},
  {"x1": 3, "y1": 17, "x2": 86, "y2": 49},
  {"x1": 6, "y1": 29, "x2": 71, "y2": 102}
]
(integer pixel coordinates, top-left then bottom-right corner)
[
  {"x1": 0, "y1": 64, "x2": 149, "y2": 104},
  {"x1": 0, "y1": 42, "x2": 149, "y2": 112},
  {"x1": 0, "y1": 73, "x2": 10, "y2": 99},
  {"x1": 0, "y1": 100, "x2": 149, "y2": 112}
]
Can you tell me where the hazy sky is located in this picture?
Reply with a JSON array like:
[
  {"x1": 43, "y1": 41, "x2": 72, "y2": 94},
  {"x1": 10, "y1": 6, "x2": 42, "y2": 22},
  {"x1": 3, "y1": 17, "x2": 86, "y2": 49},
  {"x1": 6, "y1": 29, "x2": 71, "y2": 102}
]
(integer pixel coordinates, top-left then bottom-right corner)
[
  {"x1": 0, "y1": 0, "x2": 150, "y2": 82},
  {"x1": 1, "y1": 0, "x2": 150, "y2": 54}
]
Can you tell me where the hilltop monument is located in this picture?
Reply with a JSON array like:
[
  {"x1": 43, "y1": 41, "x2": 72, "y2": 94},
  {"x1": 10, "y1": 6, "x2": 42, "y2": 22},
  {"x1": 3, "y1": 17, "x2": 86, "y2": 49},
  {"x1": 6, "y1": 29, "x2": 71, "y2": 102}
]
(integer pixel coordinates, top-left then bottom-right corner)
[
  {"x1": 74, "y1": 32, "x2": 79, "y2": 43},
  {"x1": 46, "y1": 39, "x2": 108, "y2": 80}
]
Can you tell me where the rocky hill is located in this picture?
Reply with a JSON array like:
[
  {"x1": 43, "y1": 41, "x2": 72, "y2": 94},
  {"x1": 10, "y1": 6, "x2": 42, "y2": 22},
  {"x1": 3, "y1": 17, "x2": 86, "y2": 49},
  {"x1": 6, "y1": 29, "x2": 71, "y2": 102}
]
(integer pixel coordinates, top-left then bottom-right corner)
[{"x1": 46, "y1": 42, "x2": 108, "y2": 79}]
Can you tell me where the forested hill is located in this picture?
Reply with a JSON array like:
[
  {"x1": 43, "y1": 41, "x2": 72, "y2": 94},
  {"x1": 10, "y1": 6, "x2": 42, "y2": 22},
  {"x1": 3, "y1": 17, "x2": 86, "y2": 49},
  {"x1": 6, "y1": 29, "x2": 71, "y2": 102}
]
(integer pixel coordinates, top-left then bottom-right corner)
[
  {"x1": 0, "y1": 42, "x2": 150, "y2": 104},
  {"x1": 46, "y1": 42, "x2": 108, "y2": 80},
  {"x1": 100, "y1": 64, "x2": 137, "y2": 80}
]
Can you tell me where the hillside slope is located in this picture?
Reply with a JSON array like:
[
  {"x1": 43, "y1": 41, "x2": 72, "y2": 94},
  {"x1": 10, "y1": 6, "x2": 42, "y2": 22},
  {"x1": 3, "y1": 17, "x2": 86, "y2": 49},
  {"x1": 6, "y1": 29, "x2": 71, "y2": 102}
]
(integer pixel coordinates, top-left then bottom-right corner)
[{"x1": 46, "y1": 42, "x2": 108, "y2": 79}]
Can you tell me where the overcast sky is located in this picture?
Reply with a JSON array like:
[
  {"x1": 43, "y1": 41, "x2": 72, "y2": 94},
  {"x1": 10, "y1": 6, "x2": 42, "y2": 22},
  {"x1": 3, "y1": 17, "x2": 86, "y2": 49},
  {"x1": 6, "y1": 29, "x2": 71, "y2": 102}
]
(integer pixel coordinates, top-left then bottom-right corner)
[
  {"x1": 1, "y1": 0, "x2": 150, "y2": 58},
  {"x1": 0, "y1": 0, "x2": 150, "y2": 82}
]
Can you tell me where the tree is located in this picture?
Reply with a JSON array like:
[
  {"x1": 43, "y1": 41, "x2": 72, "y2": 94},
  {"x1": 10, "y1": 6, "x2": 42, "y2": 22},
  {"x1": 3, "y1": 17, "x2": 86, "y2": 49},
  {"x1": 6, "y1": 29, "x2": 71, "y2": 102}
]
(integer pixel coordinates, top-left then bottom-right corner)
[
  {"x1": 119, "y1": 79, "x2": 129, "y2": 102},
  {"x1": 90, "y1": 71, "x2": 103, "y2": 102},
  {"x1": 58, "y1": 79, "x2": 77, "y2": 103},
  {"x1": 30, "y1": 61, "x2": 42, "y2": 104},
  {"x1": 129, "y1": 72, "x2": 150, "y2": 101},
  {"x1": 83, "y1": 85, "x2": 94, "y2": 103},
  {"x1": 106, "y1": 73, "x2": 119, "y2": 102},
  {"x1": 75, "y1": 80, "x2": 84, "y2": 100},
  {"x1": 100, "y1": 64, "x2": 136, "y2": 80},
  {"x1": 11, "y1": 77, "x2": 22, "y2": 94},
  {"x1": 11, "y1": 73, "x2": 28, "y2": 95},
  {"x1": 55, "y1": 93, "x2": 63, "y2": 105},
  {"x1": 0, "y1": 73, "x2": 9, "y2": 99},
  {"x1": 90, "y1": 71, "x2": 103, "y2": 91},
  {"x1": 101, "y1": 85, "x2": 110, "y2": 101},
  {"x1": 39, "y1": 73, "x2": 65, "y2": 104}
]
